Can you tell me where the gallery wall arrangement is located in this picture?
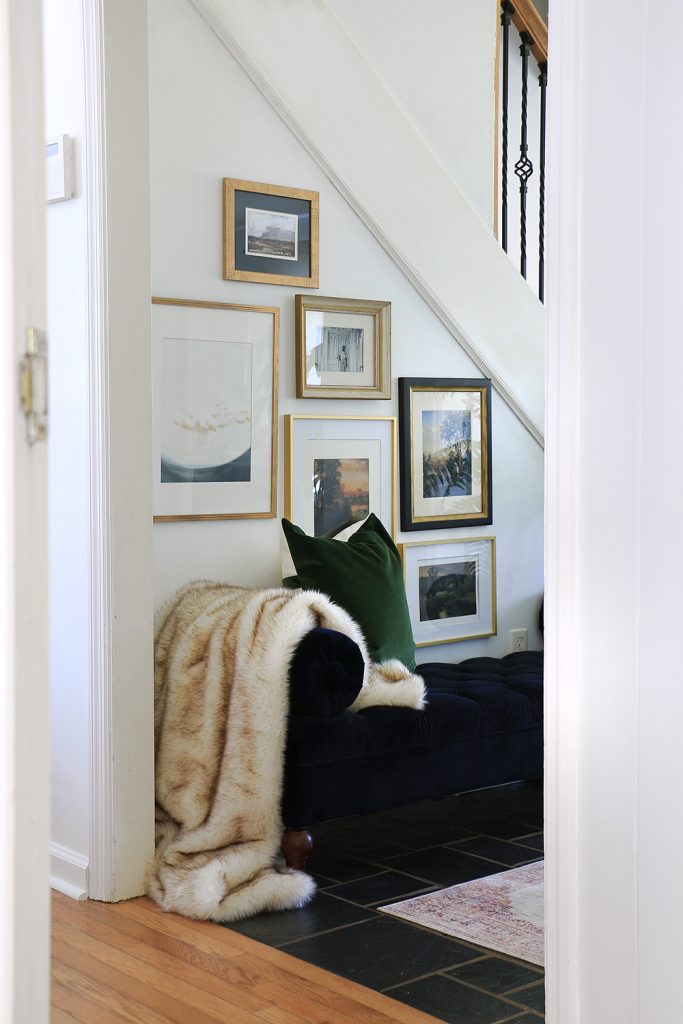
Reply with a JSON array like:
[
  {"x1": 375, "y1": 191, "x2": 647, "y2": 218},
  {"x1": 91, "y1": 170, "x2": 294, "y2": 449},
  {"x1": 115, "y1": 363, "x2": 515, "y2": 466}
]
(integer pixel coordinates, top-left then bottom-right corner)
[{"x1": 152, "y1": 176, "x2": 498, "y2": 645}]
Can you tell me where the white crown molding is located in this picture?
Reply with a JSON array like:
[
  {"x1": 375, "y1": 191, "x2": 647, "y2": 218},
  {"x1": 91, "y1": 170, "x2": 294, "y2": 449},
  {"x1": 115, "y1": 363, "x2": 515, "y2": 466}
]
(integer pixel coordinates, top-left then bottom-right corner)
[
  {"x1": 82, "y1": 0, "x2": 114, "y2": 902},
  {"x1": 189, "y1": 0, "x2": 543, "y2": 450}
]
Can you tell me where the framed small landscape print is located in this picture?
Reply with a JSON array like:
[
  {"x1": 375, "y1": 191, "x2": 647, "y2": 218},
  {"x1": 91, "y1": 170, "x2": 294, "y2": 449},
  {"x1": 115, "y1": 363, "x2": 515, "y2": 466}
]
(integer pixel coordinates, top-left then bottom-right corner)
[
  {"x1": 284, "y1": 415, "x2": 396, "y2": 537},
  {"x1": 223, "y1": 178, "x2": 319, "y2": 288},
  {"x1": 152, "y1": 297, "x2": 279, "y2": 521},
  {"x1": 295, "y1": 295, "x2": 391, "y2": 399},
  {"x1": 403, "y1": 537, "x2": 496, "y2": 646},
  {"x1": 399, "y1": 377, "x2": 492, "y2": 531}
]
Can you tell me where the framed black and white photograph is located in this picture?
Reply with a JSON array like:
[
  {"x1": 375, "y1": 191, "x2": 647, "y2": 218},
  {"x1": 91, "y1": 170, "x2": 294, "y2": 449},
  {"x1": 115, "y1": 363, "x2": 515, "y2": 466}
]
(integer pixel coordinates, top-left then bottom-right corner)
[
  {"x1": 295, "y1": 295, "x2": 391, "y2": 399},
  {"x1": 152, "y1": 297, "x2": 279, "y2": 521},
  {"x1": 399, "y1": 377, "x2": 492, "y2": 531},
  {"x1": 403, "y1": 537, "x2": 496, "y2": 646},
  {"x1": 224, "y1": 178, "x2": 319, "y2": 287},
  {"x1": 284, "y1": 415, "x2": 396, "y2": 537}
]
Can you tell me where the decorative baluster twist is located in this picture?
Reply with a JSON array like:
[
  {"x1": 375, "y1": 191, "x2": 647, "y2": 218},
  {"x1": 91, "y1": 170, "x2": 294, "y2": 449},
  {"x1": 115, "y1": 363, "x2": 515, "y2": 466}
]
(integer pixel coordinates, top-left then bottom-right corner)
[
  {"x1": 515, "y1": 31, "x2": 534, "y2": 279},
  {"x1": 538, "y1": 61, "x2": 547, "y2": 302},
  {"x1": 501, "y1": 2, "x2": 515, "y2": 254}
]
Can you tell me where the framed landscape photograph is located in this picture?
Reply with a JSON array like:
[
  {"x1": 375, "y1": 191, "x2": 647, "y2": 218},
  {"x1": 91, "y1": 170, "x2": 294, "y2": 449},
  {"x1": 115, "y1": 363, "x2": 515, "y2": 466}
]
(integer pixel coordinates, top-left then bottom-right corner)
[
  {"x1": 399, "y1": 377, "x2": 492, "y2": 531},
  {"x1": 223, "y1": 178, "x2": 319, "y2": 288},
  {"x1": 284, "y1": 415, "x2": 396, "y2": 537},
  {"x1": 403, "y1": 537, "x2": 496, "y2": 646},
  {"x1": 152, "y1": 297, "x2": 279, "y2": 521},
  {"x1": 295, "y1": 295, "x2": 391, "y2": 399}
]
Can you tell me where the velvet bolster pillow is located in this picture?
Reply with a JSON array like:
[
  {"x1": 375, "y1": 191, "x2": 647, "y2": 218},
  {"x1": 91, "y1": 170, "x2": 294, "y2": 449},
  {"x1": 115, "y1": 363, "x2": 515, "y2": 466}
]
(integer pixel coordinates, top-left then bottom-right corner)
[{"x1": 288, "y1": 627, "x2": 364, "y2": 717}]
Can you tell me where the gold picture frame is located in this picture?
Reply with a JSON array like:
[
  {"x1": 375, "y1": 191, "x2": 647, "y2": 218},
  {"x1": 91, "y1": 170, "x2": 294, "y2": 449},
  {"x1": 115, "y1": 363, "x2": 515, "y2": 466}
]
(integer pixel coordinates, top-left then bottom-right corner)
[
  {"x1": 284, "y1": 414, "x2": 397, "y2": 538},
  {"x1": 402, "y1": 536, "x2": 497, "y2": 646},
  {"x1": 152, "y1": 297, "x2": 279, "y2": 522},
  {"x1": 295, "y1": 295, "x2": 391, "y2": 399},
  {"x1": 223, "y1": 177, "x2": 319, "y2": 288}
]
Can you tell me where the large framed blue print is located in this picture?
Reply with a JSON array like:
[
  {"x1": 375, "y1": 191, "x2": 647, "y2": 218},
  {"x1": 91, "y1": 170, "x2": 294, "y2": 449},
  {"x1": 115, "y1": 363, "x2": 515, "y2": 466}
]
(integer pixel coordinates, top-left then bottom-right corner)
[
  {"x1": 152, "y1": 297, "x2": 279, "y2": 521},
  {"x1": 223, "y1": 177, "x2": 319, "y2": 288}
]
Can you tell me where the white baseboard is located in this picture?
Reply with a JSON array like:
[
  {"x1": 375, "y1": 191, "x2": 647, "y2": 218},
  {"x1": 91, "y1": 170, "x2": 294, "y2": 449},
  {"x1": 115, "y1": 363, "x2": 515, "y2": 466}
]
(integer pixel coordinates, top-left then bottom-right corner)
[{"x1": 50, "y1": 841, "x2": 88, "y2": 900}]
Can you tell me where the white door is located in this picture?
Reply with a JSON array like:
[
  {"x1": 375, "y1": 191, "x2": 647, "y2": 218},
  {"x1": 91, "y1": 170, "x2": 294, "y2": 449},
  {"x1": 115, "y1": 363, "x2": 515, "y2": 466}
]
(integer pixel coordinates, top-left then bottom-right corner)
[{"x1": 0, "y1": 0, "x2": 51, "y2": 1021}]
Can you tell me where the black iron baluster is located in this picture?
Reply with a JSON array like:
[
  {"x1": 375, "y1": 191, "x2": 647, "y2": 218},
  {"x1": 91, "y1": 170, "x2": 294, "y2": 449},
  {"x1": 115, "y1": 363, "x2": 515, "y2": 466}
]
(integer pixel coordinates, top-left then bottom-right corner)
[
  {"x1": 515, "y1": 31, "x2": 534, "y2": 279},
  {"x1": 501, "y1": 2, "x2": 514, "y2": 253},
  {"x1": 538, "y1": 61, "x2": 547, "y2": 302}
]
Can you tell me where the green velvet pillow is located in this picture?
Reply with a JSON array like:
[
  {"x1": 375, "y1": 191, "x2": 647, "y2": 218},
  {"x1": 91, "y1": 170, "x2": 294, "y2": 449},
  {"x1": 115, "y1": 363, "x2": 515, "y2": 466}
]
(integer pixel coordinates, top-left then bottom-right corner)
[{"x1": 281, "y1": 514, "x2": 416, "y2": 671}]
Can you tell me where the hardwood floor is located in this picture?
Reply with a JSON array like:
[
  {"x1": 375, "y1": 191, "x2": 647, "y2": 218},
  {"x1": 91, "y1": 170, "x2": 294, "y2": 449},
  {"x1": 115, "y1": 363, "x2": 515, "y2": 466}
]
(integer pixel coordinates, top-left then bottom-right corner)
[{"x1": 52, "y1": 891, "x2": 443, "y2": 1024}]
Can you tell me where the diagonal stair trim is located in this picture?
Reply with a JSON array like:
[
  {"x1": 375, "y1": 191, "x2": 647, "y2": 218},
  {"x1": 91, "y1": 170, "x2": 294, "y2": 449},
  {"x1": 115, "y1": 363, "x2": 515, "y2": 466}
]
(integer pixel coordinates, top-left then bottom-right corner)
[{"x1": 189, "y1": 0, "x2": 544, "y2": 449}]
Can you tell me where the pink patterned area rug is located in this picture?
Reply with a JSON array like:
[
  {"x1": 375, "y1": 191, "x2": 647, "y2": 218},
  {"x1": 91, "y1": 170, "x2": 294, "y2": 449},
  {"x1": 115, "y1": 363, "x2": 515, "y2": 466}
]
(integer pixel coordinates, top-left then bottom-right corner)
[{"x1": 380, "y1": 861, "x2": 544, "y2": 966}]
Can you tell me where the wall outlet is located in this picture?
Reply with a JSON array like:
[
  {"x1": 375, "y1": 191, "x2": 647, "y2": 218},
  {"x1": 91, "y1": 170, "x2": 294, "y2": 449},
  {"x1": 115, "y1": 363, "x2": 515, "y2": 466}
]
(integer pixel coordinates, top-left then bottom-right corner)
[{"x1": 508, "y1": 628, "x2": 528, "y2": 653}]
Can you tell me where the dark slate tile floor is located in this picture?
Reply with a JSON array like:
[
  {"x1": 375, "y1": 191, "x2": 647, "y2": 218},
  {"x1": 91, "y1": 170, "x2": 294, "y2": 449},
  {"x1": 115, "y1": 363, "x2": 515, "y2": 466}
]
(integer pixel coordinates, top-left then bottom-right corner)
[{"x1": 224, "y1": 780, "x2": 545, "y2": 1022}]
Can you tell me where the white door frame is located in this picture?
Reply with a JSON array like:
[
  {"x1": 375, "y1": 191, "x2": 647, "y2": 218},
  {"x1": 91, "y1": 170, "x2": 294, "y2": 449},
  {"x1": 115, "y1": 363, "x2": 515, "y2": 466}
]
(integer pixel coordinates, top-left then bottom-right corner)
[
  {"x1": 0, "y1": 0, "x2": 50, "y2": 1018},
  {"x1": 83, "y1": 0, "x2": 155, "y2": 902}
]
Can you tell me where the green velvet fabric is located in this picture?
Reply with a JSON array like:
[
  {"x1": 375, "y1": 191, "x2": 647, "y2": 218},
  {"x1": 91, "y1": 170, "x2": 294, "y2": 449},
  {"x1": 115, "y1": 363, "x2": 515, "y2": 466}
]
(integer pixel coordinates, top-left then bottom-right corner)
[{"x1": 281, "y1": 514, "x2": 416, "y2": 671}]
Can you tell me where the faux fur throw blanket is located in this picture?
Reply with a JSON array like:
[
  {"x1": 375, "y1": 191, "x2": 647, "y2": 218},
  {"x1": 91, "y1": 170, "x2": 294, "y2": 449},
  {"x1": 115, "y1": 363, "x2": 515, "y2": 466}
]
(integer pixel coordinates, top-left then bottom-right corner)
[{"x1": 147, "y1": 581, "x2": 425, "y2": 922}]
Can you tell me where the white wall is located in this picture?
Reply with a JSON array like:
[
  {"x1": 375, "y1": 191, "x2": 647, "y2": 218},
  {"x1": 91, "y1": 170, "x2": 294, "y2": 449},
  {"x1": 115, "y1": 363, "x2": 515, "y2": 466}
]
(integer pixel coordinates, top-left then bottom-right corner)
[
  {"x1": 325, "y1": 0, "x2": 497, "y2": 228},
  {"x1": 44, "y1": 0, "x2": 91, "y2": 898},
  {"x1": 150, "y1": 0, "x2": 543, "y2": 661},
  {"x1": 545, "y1": 0, "x2": 683, "y2": 1020}
]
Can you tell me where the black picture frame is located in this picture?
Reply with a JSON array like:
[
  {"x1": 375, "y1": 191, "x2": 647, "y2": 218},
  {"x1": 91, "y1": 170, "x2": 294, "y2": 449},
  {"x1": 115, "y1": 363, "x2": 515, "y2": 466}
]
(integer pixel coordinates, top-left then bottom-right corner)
[{"x1": 398, "y1": 377, "x2": 493, "y2": 531}]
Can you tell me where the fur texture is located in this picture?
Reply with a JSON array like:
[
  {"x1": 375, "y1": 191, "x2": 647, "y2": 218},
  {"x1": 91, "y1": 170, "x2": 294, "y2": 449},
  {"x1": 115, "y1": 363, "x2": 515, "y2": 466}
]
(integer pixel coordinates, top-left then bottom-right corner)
[{"x1": 147, "y1": 581, "x2": 425, "y2": 921}]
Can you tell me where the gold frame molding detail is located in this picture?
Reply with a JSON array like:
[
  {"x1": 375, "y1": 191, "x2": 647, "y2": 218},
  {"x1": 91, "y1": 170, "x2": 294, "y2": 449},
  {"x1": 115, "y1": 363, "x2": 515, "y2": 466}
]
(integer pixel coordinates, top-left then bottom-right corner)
[
  {"x1": 295, "y1": 294, "x2": 391, "y2": 400},
  {"x1": 223, "y1": 177, "x2": 320, "y2": 288},
  {"x1": 284, "y1": 414, "x2": 397, "y2": 538}
]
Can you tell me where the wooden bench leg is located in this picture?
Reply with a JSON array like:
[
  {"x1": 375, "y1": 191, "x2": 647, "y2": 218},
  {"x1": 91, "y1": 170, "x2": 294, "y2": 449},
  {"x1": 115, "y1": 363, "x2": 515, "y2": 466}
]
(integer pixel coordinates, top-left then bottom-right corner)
[{"x1": 281, "y1": 827, "x2": 313, "y2": 871}]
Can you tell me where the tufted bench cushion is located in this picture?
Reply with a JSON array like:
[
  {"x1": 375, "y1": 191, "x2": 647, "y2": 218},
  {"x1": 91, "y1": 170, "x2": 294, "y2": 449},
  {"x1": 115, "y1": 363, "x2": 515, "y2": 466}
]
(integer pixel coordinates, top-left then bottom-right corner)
[{"x1": 282, "y1": 651, "x2": 543, "y2": 827}]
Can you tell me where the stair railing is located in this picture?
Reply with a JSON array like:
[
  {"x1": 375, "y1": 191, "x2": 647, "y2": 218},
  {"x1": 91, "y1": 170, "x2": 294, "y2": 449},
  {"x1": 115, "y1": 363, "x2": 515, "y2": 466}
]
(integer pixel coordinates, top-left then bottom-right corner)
[{"x1": 496, "y1": 0, "x2": 548, "y2": 301}]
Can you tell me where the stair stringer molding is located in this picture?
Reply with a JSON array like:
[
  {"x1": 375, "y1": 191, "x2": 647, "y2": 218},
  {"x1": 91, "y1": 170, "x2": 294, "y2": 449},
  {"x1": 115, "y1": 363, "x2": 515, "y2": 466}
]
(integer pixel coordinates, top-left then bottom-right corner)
[{"x1": 190, "y1": 0, "x2": 544, "y2": 447}]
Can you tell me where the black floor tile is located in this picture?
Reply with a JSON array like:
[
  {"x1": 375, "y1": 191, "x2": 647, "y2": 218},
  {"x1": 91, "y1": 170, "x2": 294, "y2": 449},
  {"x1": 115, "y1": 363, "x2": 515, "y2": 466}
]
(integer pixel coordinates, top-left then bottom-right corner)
[
  {"x1": 388, "y1": 974, "x2": 525, "y2": 1024},
  {"x1": 282, "y1": 915, "x2": 477, "y2": 989},
  {"x1": 476, "y1": 819, "x2": 544, "y2": 841},
  {"x1": 504, "y1": 1015, "x2": 544, "y2": 1023},
  {"x1": 507, "y1": 981, "x2": 545, "y2": 1013},
  {"x1": 306, "y1": 848, "x2": 383, "y2": 883},
  {"x1": 223, "y1": 891, "x2": 372, "y2": 946},
  {"x1": 445, "y1": 956, "x2": 543, "y2": 994},
  {"x1": 384, "y1": 844, "x2": 501, "y2": 886},
  {"x1": 448, "y1": 835, "x2": 542, "y2": 867},
  {"x1": 325, "y1": 870, "x2": 437, "y2": 906},
  {"x1": 515, "y1": 832, "x2": 544, "y2": 852}
]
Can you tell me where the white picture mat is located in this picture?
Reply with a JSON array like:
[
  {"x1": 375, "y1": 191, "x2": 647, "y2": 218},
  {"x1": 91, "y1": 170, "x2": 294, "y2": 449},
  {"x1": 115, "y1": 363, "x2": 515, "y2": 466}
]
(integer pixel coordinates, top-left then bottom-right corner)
[
  {"x1": 152, "y1": 303, "x2": 275, "y2": 517},
  {"x1": 244, "y1": 206, "x2": 298, "y2": 261},
  {"x1": 161, "y1": 337, "x2": 252, "y2": 469},
  {"x1": 289, "y1": 417, "x2": 395, "y2": 536},
  {"x1": 305, "y1": 309, "x2": 375, "y2": 388},
  {"x1": 411, "y1": 390, "x2": 483, "y2": 519},
  {"x1": 404, "y1": 538, "x2": 495, "y2": 646}
]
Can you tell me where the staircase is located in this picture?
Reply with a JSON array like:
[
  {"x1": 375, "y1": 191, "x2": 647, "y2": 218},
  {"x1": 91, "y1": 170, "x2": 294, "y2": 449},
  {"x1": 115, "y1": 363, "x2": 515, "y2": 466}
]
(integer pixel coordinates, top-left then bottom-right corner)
[{"x1": 190, "y1": 0, "x2": 545, "y2": 445}]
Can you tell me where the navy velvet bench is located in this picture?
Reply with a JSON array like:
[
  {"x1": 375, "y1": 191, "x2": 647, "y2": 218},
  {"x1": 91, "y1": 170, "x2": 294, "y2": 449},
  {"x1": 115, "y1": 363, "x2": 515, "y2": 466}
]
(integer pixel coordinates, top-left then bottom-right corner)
[{"x1": 281, "y1": 630, "x2": 544, "y2": 870}]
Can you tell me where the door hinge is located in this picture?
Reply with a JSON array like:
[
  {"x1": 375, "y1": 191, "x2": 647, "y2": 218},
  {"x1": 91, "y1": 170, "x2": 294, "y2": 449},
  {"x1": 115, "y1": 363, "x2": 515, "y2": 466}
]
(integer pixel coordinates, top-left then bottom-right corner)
[{"x1": 19, "y1": 327, "x2": 48, "y2": 444}]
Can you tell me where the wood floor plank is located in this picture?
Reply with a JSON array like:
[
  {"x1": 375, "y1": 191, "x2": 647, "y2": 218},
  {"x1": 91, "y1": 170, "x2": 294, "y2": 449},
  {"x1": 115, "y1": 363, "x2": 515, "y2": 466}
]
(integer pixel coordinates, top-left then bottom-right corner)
[
  {"x1": 54, "y1": 934, "x2": 244, "y2": 1024},
  {"x1": 101, "y1": 896, "x2": 246, "y2": 955},
  {"x1": 51, "y1": 1007, "x2": 92, "y2": 1024},
  {"x1": 57, "y1": 895, "x2": 244, "y2": 980},
  {"x1": 54, "y1": 900, "x2": 271, "y2": 1016},
  {"x1": 257, "y1": 1004, "x2": 318, "y2": 1024},
  {"x1": 254, "y1": 979, "x2": 371, "y2": 1024},
  {"x1": 52, "y1": 892, "x2": 444, "y2": 1024},
  {"x1": 52, "y1": 978, "x2": 131, "y2": 1024},
  {"x1": 54, "y1": 962, "x2": 174, "y2": 1024}
]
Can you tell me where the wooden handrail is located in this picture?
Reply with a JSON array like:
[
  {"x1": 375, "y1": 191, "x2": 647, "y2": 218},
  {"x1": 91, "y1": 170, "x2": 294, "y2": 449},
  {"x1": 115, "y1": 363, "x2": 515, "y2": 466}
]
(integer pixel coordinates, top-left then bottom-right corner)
[{"x1": 511, "y1": 0, "x2": 548, "y2": 66}]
